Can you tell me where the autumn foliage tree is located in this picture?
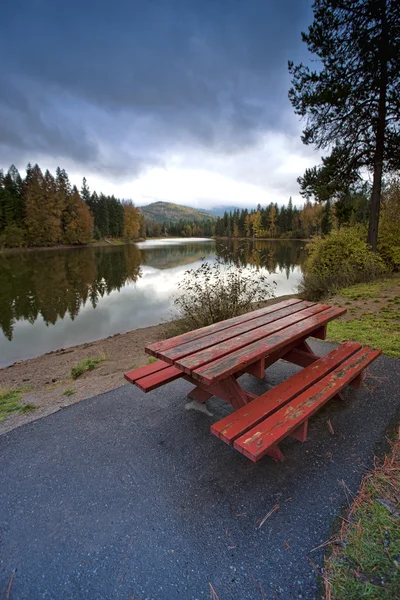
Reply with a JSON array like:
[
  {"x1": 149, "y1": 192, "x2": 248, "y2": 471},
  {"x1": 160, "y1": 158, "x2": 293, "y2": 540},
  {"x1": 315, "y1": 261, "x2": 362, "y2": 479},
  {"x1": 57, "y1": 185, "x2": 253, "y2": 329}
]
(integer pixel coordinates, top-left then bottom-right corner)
[
  {"x1": 123, "y1": 202, "x2": 143, "y2": 240},
  {"x1": 0, "y1": 163, "x2": 144, "y2": 248}
]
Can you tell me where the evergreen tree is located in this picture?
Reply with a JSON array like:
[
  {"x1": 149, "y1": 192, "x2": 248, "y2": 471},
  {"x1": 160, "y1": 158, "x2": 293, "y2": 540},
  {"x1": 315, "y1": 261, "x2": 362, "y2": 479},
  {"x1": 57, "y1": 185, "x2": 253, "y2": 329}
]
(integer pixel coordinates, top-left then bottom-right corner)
[
  {"x1": 321, "y1": 199, "x2": 333, "y2": 235},
  {"x1": 24, "y1": 164, "x2": 47, "y2": 246},
  {"x1": 289, "y1": 0, "x2": 400, "y2": 251}
]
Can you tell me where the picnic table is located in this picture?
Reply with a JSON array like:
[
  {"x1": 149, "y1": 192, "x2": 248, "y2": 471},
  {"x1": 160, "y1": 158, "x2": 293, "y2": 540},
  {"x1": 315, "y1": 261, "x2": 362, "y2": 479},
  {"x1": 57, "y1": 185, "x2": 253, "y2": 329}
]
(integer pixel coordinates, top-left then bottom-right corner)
[{"x1": 125, "y1": 298, "x2": 381, "y2": 462}]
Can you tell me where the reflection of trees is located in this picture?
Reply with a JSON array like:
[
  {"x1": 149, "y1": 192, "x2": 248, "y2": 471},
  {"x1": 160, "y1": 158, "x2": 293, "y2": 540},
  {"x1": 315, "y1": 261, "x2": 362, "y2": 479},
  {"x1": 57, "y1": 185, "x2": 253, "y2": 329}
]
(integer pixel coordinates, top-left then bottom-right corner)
[
  {"x1": 0, "y1": 240, "x2": 306, "y2": 342},
  {"x1": 141, "y1": 242, "x2": 214, "y2": 270},
  {"x1": 215, "y1": 239, "x2": 306, "y2": 276},
  {"x1": 0, "y1": 245, "x2": 142, "y2": 340}
]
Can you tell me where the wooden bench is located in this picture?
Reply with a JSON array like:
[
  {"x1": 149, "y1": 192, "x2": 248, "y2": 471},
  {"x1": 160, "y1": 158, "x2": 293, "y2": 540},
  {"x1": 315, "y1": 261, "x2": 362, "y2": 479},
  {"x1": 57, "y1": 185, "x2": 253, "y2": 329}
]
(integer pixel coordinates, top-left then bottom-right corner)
[
  {"x1": 124, "y1": 359, "x2": 183, "y2": 392},
  {"x1": 211, "y1": 342, "x2": 381, "y2": 462}
]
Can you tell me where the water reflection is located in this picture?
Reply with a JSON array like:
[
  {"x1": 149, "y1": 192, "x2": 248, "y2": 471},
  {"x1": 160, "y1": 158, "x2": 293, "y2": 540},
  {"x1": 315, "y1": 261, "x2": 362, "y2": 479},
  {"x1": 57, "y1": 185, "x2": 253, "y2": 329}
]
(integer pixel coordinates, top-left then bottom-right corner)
[{"x1": 0, "y1": 239, "x2": 306, "y2": 365}]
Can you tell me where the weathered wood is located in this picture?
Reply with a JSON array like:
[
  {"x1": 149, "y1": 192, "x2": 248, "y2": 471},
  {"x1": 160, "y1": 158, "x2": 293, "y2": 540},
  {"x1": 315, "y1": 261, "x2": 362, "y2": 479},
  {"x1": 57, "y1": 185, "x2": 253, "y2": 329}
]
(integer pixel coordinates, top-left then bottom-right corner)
[
  {"x1": 290, "y1": 421, "x2": 308, "y2": 442},
  {"x1": 187, "y1": 387, "x2": 213, "y2": 403},
  {"x1": 183, "y1": 375, "x2": 256, "y2": 409},
  {"x1": 210, "y1": 341, "x2": 361, "y2": 445},
  {"x1": 265, "y1": 444, "x2": 285, "y2": 463},
  {"x1": 244, "y1": 357, "x2": 265, "y2": 378},
  {"x1": 193, "y1": 306, "x2": 346, "y2": 385},
  {"x1": 282, "y1": 347, "x2": 320, "y2": 367},
  {"x1": 124, "y1": 359, "x2": 170, "y2": 384},
  {"x1": 160, "y1": 301, "x2": 315, "y2": 364},
  {"x1": 311, "y1": 325, "x2": 327, "y2": 340},
  {"x1": 146, "y1": 298, "x2": 303, "y2": 358},
  {"x1": 176, "y1": 304, "x2": 331, "y2": 375},
  {"x1": 233, "y1": 346, "x2": 381, "y2": 462},
  {"x1": 133, "y1": 365, "x2": 183, "y2": 392}
]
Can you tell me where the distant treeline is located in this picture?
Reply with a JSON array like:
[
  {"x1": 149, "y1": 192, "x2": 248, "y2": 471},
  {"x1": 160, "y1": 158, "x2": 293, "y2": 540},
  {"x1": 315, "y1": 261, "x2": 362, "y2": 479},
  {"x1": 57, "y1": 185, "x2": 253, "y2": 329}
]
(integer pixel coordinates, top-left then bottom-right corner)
[
  {"x1": 0, "y1": 162, "x2": 372, "y2": 248},
  {"x1": 0, "y1": 164, "x2": 145, "y2": 248},
  {"x1": 145, "y1": 218, "x2": 215, "y2": 238},
  {"x1": 145, "y1": 195, "x2": 370, "y2": 240},
  {"x1": 213, "y1": 194, "x2": 370, "y2": 239}
]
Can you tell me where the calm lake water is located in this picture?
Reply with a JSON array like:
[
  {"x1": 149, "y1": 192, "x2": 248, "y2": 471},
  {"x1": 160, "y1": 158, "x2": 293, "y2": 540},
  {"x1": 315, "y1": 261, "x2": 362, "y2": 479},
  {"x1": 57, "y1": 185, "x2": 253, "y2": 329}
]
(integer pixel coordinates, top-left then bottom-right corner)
[{"x1": 0, "y1": 238, "x2": 307, "y2": 366}]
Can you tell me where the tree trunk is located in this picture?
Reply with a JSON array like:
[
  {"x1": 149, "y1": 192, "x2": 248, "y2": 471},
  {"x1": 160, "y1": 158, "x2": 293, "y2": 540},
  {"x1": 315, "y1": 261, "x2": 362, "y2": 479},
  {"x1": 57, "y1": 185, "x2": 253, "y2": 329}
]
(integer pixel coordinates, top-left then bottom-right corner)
[{"x1": 367, "y1": 0, "x2": 388, "y2": 252}]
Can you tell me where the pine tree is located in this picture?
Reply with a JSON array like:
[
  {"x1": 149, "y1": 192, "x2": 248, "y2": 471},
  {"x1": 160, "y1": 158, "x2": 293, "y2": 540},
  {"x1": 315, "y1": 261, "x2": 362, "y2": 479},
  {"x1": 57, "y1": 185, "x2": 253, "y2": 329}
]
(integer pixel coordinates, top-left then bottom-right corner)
[
  {"x1": 24, "y1": 164, "x2": 47, "y2": 246},
  {"x1": 321, "y1": 199, "x2": 333, "y2": 235},
  {"x1": 289, "y1": 0, "x2": 400, "y2": 251}
]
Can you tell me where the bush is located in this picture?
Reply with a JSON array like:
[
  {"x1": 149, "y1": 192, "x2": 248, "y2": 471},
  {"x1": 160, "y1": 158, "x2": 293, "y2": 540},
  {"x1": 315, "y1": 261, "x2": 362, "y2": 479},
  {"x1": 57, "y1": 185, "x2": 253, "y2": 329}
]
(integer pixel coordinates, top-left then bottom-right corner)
[
  {"x1": 173, "y1": 260, "x2": 275, "y2": 331},
  {"x1": 300, "y1": 225, "x2": 386, "y2": 300}
]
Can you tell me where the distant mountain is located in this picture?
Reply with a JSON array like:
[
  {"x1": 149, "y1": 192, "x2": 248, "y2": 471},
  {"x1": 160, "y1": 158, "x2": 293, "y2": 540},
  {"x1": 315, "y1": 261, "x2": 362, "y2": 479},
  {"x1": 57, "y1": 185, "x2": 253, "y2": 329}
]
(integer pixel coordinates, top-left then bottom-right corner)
[
  {"x1": 201, "y1": 205, "x2": 247, "y2": 217},
  {"x1": 139, "y1": 201, "x2": 216, "y2": 224}
]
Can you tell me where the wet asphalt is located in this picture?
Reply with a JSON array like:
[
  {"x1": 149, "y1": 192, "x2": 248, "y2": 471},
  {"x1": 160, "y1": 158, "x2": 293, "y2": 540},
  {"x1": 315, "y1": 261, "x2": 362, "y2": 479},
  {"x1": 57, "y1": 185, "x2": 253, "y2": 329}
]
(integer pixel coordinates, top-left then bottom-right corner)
[{"x1": 1, "y1": 340, "x2": 399, "y2": 600}]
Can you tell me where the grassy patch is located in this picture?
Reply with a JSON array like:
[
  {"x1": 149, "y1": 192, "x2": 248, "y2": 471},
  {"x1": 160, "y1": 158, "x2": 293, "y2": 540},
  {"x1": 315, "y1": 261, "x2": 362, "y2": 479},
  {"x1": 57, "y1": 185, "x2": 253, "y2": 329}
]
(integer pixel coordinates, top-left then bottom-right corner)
[
  {"x1": 0, "y1": 388, "x2": 35, "y2": 422},
  {"x1": 328, "y1": 312, "x2": 400, "y2": 358},
  {"x1": 338, "y1": 278, "x2": 398, "y2": 300},
  {"x1": 324, "y1": 432, "x2": 400, "y2": 600},
  {"x1": 328, "y1": 276, "x2": 400, "y2": 358},
  {"x1": 71, "y1": 357, "x2": 105, "y2": 380},
  {"x1": 147, "y1": 356, "x2": 157, "y2": 364},
  {"x1": 63, "y1": 388, "x2": 75, "y2": 397}
]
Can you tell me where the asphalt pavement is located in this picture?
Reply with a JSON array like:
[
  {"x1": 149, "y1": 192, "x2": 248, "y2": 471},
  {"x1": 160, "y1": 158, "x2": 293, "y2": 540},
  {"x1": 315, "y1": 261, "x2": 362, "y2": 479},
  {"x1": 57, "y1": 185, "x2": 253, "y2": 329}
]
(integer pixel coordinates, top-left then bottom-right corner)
[{"x1": 1, "y1": 340, "x2": 399, "y2": 600}]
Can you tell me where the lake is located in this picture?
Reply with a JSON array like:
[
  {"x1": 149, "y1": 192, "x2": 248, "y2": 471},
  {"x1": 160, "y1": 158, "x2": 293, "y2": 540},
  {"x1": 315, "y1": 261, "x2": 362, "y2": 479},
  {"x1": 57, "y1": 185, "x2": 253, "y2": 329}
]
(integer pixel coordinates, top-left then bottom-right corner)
[{"x1": 0, "y1": 238, "x2": 307, "y2": 366}]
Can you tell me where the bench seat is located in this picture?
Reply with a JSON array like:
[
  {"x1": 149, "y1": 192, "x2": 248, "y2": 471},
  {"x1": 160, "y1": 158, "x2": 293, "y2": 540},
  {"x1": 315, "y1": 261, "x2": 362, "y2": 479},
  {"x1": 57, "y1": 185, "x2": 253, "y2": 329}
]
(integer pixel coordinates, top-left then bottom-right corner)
[
  {"x1": 124, "y1": 359, "x2": 183, "y2": 392},
  {"x1": 211, "y1": 342, "x2": 381, "y2": 462}
]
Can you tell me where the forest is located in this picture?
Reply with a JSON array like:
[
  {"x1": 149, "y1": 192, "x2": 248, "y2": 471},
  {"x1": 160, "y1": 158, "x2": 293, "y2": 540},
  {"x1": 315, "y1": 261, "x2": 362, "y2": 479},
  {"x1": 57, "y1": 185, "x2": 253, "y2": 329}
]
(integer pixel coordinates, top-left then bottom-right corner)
[
  {"x1": 0, "y1": 164, "x2": 145, "y2": 248},
  {"x1": 0, "y1": 162, "x2": 372, "y2": 248}
]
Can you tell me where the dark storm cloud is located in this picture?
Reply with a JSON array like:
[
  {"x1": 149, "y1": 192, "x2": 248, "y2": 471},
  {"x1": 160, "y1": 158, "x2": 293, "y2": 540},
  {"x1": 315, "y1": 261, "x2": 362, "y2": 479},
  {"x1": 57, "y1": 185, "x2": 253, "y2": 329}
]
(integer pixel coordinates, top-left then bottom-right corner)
[{"x1": 0, "y1": 0, "x2": 312, "y2": 175}]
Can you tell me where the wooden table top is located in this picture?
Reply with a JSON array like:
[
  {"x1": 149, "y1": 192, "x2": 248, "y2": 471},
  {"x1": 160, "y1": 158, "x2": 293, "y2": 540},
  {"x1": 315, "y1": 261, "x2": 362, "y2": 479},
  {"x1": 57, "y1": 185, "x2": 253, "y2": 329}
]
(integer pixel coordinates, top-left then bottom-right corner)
[{"x1": 146, "y1": 298, "x2": 346, "y2": 386}]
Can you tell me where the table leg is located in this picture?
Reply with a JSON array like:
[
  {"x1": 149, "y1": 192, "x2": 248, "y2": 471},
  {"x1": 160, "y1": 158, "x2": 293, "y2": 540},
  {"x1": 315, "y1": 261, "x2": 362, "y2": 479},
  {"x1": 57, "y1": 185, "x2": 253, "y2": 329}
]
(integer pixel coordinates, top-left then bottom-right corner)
[
  {"x1": 184, "y1": 375, "x2": 256, "y2": 409},
  {"x1": 243, "y1": 357, "x2": 265, "y2": 379}
]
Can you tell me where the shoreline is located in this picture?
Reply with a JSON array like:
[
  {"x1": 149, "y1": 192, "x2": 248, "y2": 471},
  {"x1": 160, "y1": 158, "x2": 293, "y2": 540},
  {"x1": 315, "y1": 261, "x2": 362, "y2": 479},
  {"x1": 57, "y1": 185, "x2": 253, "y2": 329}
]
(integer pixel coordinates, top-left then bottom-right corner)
[
  {"x1": 0, "y1": 295, "x2": 296, "y2": 435},
  {"x1": 0, "y1": 236, "x2": 310, "y2": 255}
]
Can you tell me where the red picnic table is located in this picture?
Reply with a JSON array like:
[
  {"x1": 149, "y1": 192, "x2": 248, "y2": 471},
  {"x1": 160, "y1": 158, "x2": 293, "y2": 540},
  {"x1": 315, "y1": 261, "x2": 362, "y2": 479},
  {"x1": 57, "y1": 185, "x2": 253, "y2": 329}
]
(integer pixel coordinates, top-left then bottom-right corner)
[{"x1": 125, "y1": 298, "x2": 381, "y2": 463}]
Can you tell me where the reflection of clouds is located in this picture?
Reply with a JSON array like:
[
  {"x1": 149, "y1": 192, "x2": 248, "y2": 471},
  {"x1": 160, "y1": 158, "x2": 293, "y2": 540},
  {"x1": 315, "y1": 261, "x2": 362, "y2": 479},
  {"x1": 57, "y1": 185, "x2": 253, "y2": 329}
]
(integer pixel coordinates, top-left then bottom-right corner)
[
  {"x1": 1, "y1": 241, "x2": 305, "y2": 366},
  {"x1": 136, "y1": 238, "x2": 213, "y2": 248}
]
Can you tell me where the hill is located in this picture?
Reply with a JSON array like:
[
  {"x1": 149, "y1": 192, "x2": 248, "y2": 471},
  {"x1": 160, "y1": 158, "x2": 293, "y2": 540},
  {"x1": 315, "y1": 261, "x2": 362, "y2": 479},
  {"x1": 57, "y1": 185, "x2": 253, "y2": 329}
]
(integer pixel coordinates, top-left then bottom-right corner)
[
  {"x1": 139, "y1": 201, "x2": 216, "y2": 224},
  {"x1": 200, "y1": 205, "x2": 246, "y2": 217}
]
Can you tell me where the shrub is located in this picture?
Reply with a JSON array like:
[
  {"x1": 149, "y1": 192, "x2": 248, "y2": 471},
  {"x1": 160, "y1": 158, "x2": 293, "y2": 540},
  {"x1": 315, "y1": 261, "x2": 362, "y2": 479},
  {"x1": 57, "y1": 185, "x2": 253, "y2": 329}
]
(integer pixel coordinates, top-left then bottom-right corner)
[
  {"x1": 173, "y1": 259, "x2": 275, "y2": 331},
  {"x1": 300, "y1": 225, "x2": 386, "y2": 300}
]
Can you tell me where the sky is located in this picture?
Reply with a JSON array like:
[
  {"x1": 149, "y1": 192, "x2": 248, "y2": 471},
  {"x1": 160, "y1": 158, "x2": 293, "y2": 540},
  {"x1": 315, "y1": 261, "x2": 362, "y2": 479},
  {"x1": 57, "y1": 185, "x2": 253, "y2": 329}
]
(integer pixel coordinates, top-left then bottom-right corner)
[{"x1": 0, "y1": 0, "x2": 319, "y2": 209}]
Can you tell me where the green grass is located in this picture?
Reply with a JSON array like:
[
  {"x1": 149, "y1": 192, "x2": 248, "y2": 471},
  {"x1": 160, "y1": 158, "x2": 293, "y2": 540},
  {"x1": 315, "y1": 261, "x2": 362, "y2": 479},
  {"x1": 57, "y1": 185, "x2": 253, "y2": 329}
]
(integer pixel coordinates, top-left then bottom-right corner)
[
  {"x1": 147, "y1": 356, "x2": 157, "y2": 364},
  {"x1": 0, "y1": 388, "x2": 35, "y2": 422},
  {"x1": 328, "y1": 278, "x2": 400, "y2": 357},
  {"x1": 325, "y1": 437, "x2": 400, "y2": 599},
  {"x1": 63, "y1": 388, "x2": 75, "y2": 397},
  {"x1": 328, "y1": 310, "x2": 400, "y2": 358},
  {"x1": 338, "y1": 278, "x2": 398, "y2": 300},
  {"x1": 71, "y1": 357, "x2": 105, "y2": 380}
]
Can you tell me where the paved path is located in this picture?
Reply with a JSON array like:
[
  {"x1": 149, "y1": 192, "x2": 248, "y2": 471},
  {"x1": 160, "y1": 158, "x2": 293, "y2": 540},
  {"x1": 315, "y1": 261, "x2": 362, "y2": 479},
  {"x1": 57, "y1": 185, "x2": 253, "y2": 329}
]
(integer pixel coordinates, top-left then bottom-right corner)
[{"x1": 1, "y1": 341, "x2": 399, "y2": 600}]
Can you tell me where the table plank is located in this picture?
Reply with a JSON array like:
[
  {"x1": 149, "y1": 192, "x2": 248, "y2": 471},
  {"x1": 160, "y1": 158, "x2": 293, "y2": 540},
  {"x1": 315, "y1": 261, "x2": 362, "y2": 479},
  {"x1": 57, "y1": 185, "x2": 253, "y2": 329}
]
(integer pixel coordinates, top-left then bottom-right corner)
[
  {"x1": 161, "y1": 300, "x2": 315, "y2": 363},
  {"x1": 211, "y1": 341, "x2": 362, "y2": 445},
  {"x1": 192, "y1": 306, "x2": 346, "y2": 385},
  {"x1": 233, "y1": 346, "x2": 381, "y2": 462},
  {"x1": 146, "y1": 298, "x2": 303, "y2": 358},
  {"x1": 175, "y1": 304, "x2": 331, "y2": 374}
]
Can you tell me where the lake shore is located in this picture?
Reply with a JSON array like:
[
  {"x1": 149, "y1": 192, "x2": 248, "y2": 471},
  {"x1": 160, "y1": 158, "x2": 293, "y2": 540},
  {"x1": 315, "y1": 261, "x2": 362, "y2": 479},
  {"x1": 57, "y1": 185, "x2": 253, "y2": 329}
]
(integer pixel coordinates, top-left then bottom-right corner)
[{"x1": 0, "y1": 295, "x2": 296, "y2": 435}]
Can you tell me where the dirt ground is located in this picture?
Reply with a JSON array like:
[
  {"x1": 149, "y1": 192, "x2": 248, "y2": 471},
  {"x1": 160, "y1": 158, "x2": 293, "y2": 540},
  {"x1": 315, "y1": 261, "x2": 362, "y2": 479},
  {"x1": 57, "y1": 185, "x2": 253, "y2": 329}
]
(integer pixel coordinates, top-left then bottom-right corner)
[{"x1": 0, "y1": 296, "x2": 295, "y2": 436}]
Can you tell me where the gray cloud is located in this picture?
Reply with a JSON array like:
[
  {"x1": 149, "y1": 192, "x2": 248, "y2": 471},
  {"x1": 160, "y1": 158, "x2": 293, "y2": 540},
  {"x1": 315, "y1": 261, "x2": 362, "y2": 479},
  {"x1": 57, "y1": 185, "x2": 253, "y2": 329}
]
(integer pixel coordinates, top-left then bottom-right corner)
[{"x1": 0, "y1": 0, "x2": 313, "y2": 178}]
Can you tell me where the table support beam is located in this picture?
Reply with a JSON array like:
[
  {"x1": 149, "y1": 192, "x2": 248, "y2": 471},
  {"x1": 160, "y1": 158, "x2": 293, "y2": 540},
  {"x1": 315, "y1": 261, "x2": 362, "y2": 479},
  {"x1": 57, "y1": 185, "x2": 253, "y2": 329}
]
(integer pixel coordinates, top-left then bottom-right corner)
[{"x1": 184, "y1": 375, "x2": 256, "y2": 409}]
